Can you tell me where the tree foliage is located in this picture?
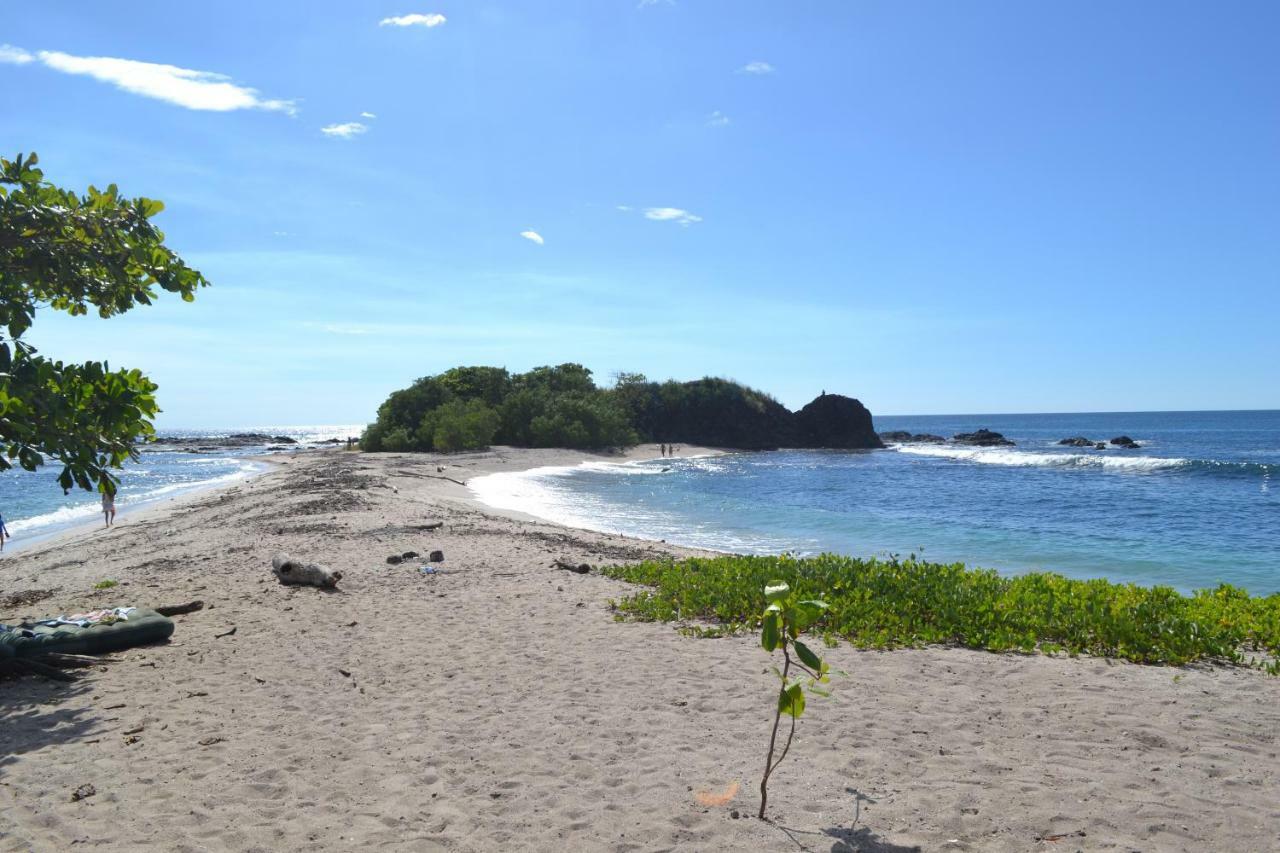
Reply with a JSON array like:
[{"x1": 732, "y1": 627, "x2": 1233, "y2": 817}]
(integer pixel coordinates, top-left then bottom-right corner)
[
  {"x1": 363, "y1": 363, "x2": 638, "y2": 452},
  {"x1": 0, "y1": 152, "x2": 208, "y2": 493},
  {"x1": 362, "y1": 365, "x2": 870, "y2": 453}
]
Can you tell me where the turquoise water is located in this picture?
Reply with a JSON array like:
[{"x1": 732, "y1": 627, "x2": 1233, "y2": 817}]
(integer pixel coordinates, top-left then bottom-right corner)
[
  {"x1": 0, "y1": 426, "x2": 362, "y2": 547},
  {"x1": 471, "y1": 411, "x2": 1280, "y2": 594}
]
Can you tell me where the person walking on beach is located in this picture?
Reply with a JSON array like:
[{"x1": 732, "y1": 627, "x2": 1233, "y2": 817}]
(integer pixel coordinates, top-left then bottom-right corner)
[
  {"x1": 0, "y1": 513, "x2": 9, "y2": 551},
  {"x1": 101, "y1": 489, "x2": 116, "y2": 528}
]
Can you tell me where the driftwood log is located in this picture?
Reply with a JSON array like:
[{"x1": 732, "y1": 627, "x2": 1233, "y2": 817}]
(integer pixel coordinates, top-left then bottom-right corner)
[
  {"x1": 271, "y1": 554, "x2": 342, "y2": 588},
  {"x1": 156, "y1": 600, "x2": 205, "y2": 616}
]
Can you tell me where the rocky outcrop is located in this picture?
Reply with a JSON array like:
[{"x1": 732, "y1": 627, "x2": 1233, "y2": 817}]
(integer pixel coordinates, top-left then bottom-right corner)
[
  {"x1": 1058, "y1": 436, "x2": 1096, "y2": 447},
  {"x1": 880, "y1": 431, "x2": 946, "y2": 444},
  {"x1": 1110, "y1": 436, "x2": 1140, "y2": 449},
  {"x1": 952, "y1": 429, "x2": 1014, "y2": 447},
  {"x1": 149, "y1": 433, "x2": 297, "y2": 449},
  {"x1": 794, "y1": 394, "x2": 884, "y2": 449}
]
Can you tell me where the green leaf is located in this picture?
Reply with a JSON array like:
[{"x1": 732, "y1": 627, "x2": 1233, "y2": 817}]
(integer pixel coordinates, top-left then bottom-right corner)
[
  {"x1": 761, "y1": 611, "x2": 780, "y2": 651},
  {"x1": 792, "y1": 600, "x2": 828, "y2": 630},
  {"x1": 764, "y1": 581, "x2": 790, "y2": 604},
  {"x1": 779, "y1": 682, "x2": 806, "y2": 718},
  {"x1": 793, "y1": 639, "x2": 822, "y2": 671}
]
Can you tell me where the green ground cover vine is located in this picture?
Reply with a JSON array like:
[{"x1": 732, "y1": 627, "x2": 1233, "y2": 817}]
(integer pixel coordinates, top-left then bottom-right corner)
[{"x1": 604, "y1": 554, "x2": 1280, "y2": 672}]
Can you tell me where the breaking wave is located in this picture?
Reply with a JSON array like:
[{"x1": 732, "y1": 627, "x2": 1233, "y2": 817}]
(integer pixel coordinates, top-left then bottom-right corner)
[{"x1": 890, "y1": 443, "x2": 1274, "y2": 478}]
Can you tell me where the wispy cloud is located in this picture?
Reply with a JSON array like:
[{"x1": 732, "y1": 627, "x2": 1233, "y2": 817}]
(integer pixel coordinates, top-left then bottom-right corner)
[
  {"x1": 321, "y1": 121, "x2": 368, "y2": 139},
  {"x1": 379, "y1": 13, "x2": 447, "y2": 27},
  {"x1": 360, "y1": 111, "x2": 377, "y2": 119},
  {"x1": 644, "y1": 207, "x2": 702, "y2": 226},
  {"x1": 0, "y1": 44, "x2": 33, "y2": 64},
  {"x1": 0, "y1": 44, "x2": 295, "y2": 113},
  {"x1": 637, "y1": 0, "x2": 674, "y2": 8},
  {"x1": 616, "y1": 205, "x2": 633, "y2": 212},
  {"x1": 706, "y1": 110, "x2": 730, "y2": 127},
  {"x1": 739, "y1": 60, "x2": 774, "y2": 75},
  {"x1": 519, "y1": 230, "x2": 545, "y2": 245}
]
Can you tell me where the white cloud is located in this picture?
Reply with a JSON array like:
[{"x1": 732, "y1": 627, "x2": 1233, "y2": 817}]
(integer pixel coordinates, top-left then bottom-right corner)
[
  {"x1": 519, "y1": 230, "x2": 545, "y2": 245},
  {"x1": 0, "y1": 46, "x2": 295, "y2": 113},
  {"x1": 321, "y1": 121, "x2": 368, "y2": 139},
  {"x1": 360, "y1": 111, "x2": 377, "y2": 119},
  {"x1": 638, "y1": 0, "x2": 674, "y2": 7},
  {"x1": 615, "y1": 205, "x2": 633, "y2": 212},
  {"x1": 706, "y1": 110, "x2": 730, "y2": 127},
  {"x1": 0, "y1": 44, "x2": 33, "y2": 64},
  {"x1": 644, "y1": 207, "x2": 702, "y2": 226},
  {"x1": 739, "y1": 61, "x2": 774, "y2": 75},
  {"x1": 379, "y1": 13, "x2": 447, "y2": 27}
]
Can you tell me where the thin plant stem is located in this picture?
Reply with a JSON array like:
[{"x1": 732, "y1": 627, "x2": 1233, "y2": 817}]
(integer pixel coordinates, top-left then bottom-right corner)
[{"x1": 758, "y1": 644, "x2": 792, "y2": 819}]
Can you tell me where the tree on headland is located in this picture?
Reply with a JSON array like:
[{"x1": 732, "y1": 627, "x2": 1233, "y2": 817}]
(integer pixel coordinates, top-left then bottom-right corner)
[
  {"x1": 364, "y1": 365, "x2": 884, "y2": 453},
  {"x1": 0, "y1": 152, "x2": 209, "y2": 494}
]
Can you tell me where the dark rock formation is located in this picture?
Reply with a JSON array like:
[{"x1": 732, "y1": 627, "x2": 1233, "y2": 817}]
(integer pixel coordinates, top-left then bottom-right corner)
[
  {"x1": 1095, "y1": 442, "x2": 1107, "y2": 450},
  {"x1": 149, "y1": 433, "x2": 297, "y2": 449},
  {"x1": 1110, "y1": 435, "x2": 1140, "y2": 449},
  {"x1": 1058, "y1": 437, "x2": 1096, "y2": 447},
  {"x1": 795, "y1": 395, "x2": 884, "y2": 449},
  {"x1": 952, "y1": 429, "x2": 1015, "y2": 447},
  {"x1": 881, "y1": 431, "x2": 946, "y2": 444}
]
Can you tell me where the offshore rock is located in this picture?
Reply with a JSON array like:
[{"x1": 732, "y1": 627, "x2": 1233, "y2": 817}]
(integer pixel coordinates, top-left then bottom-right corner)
[
  {"x1": 880, "y1": 431, "x2": 946, "y2": 444},
  {"x1": 795, "y1": 394, "x2": 884, "y2": 449},
  {"x1": 1110, "y1": 435, "x2": 1140, "y2": 449},
  {"x1": 952, "y1": 429, "x2": 1015, "y2": 447},
  {"x1": 1058, "y1": 437, "x2": 1096, "y2": 447}
]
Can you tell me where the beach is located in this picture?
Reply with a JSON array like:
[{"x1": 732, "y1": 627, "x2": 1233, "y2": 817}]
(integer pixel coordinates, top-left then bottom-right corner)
[{"x1": 2, "y1": 446, "x2": 1278, "y2": 852}]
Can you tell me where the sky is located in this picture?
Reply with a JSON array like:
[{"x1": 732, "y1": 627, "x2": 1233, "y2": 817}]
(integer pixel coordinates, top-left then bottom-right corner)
[{"x1": 2, "y1": 1, "x2": 1278, "y2": 426}]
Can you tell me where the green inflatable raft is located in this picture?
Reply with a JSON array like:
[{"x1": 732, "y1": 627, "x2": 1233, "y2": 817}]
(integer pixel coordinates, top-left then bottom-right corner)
[{"x1": 0, "y1": 607, "x2": 174, "y2": 660}]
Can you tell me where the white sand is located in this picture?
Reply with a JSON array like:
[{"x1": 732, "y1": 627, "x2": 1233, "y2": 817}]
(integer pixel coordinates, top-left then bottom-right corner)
[{"x1": 2, "y1": 446, "x2": 1277, "y2": 851}]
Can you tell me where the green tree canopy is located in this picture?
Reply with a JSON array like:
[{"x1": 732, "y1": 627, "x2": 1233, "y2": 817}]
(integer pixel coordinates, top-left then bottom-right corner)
[{"x1": 0, "y1": 152, "x2": 209, "y2": 493}]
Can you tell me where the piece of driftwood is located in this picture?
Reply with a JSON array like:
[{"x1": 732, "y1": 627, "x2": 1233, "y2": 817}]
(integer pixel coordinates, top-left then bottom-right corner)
[
  {"x1": 156, "y1": 601, "x2": 205, "y2": 616},
  {"x1": 271, "y1": 553, "x2": 342, "y2": 588},
  {"x1": 11, "y1": 659, "x2": 77, "y2": 682},
  {"x1": 554, "y1": 558, "x2": 591, "y2": 575},
  {"x1": 41, "y1": 653, "x2": 115, "y2": 669}
]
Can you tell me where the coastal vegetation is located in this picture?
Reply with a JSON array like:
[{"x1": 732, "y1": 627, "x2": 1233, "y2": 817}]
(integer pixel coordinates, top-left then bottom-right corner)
[
  {"x1": 0, "y1": 152, "x2": 208, "y2": 494},
  {"x1": 604, "y1": 554, "x2": 1280, "y2": 673},
  {"x1": 361, "y1": 364, "x2": 882, "y2": 452}
]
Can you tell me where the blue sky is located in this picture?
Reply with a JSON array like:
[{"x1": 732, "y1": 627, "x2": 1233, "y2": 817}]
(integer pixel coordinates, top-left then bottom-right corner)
[{"x1": 3, "y1": 1, "x2": 1278, "y2": 426}]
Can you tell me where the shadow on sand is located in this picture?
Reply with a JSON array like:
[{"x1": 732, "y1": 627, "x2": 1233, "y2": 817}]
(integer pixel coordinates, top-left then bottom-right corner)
[
  {"x1": 770, "y1": 788, "x2": 922, "y2": 853},
  {"x1": 0, "y1": 675, "x2": 101, "y2": 776}
]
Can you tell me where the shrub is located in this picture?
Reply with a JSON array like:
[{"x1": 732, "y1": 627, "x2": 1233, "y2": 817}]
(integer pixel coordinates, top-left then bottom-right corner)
[
  {"x1": 418, "y1": 399, "x2": 500, "y2": 452},
  {"x1": 603, "y1": 554, "x2": 1280, "y2": 670}
]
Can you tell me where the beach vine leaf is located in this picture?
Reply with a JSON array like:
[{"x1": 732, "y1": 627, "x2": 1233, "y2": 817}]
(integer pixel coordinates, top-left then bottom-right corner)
[
  {"x1": 757, "y1": 580, "x2": 833, "y2": 820},
  {"x1": 0, "y1": 152, "x2": 208, "y2": 494}
]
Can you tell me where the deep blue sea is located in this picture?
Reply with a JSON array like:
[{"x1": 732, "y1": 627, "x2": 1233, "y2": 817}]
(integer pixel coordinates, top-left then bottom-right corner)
[
  {"x1": 471, "y1": 411, "x2": 1280, "y2": 594},
  {"x1": 0, "y1": 426, "x2": 363, "y2": 549}
]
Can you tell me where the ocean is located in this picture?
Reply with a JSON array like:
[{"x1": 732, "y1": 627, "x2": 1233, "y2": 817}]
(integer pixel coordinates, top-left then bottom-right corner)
[
  {"x1": 470, "y1": 410, "x2": 1280, "y2": 595},
  {"x1": 0, "y1": 425, "x2": 363, "y2": 548}
]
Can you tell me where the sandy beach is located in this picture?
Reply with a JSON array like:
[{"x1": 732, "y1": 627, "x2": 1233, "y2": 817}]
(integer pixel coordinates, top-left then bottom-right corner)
[{"x1": 2, "y1": 446, "x2": 1278, "y2": 852}]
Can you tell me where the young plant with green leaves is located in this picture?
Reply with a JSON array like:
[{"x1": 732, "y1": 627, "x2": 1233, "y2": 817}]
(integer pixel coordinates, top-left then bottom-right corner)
[{"x1": 757, "y1": 580, "x2": 833, "y2": 820}]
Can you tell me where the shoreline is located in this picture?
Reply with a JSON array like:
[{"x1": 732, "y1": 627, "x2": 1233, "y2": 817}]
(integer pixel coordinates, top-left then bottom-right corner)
[
  {"x1": 2, "y1": 447, "x2": 1277, "y2": 851},
  {"x1": 1, "y1": 454, "x2": 280, "y2": 559}
]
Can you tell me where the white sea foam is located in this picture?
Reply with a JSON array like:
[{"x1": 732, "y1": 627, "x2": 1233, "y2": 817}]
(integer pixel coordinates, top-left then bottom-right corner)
[
  {"x1": 891, "y1": 443, "x2": 1187, "y2": 472},
  {"x1": 7, "y1": 461, "x2": 262, "y2": 536},
  {"x1": 468, "y1": 458, "x2": 797, "y2": 554}
]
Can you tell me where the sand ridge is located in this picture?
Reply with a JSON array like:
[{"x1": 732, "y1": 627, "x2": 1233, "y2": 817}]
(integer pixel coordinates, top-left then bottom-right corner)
[{"x1": 1, "y1": 446, "x2": 1278, "y2": 851}]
